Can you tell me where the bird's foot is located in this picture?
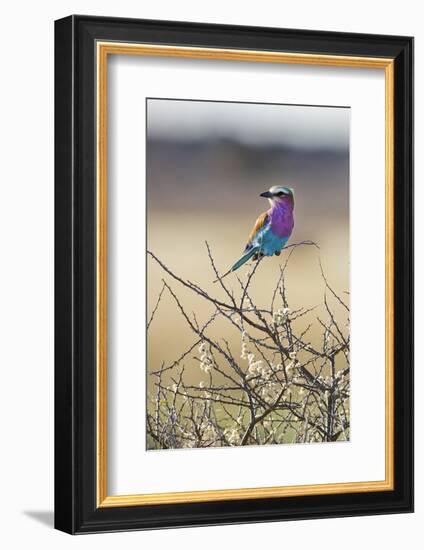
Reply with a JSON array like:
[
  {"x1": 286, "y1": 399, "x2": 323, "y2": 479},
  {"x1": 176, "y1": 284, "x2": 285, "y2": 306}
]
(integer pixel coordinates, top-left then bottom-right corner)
[{"x1": 252, "y1": 253, "x2": 264, "y2": 262}]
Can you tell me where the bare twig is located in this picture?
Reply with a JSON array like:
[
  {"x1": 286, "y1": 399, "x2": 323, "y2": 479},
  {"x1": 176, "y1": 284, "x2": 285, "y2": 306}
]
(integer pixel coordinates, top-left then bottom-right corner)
[{"x1": 146, "y1": 243, "x2": 350, "y2": 450}]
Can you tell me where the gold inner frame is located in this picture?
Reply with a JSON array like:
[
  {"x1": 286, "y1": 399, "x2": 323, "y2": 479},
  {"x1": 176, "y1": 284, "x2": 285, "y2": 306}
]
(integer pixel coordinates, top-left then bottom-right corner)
[{"x1": 96, "y1": 42, "x2": 395, "y2": 508}]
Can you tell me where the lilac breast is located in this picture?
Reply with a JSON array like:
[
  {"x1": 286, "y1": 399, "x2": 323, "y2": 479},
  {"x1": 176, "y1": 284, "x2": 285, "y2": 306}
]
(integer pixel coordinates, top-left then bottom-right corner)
[{"x1": 268, "y1": 200, "x2": 294, "y2": 238}]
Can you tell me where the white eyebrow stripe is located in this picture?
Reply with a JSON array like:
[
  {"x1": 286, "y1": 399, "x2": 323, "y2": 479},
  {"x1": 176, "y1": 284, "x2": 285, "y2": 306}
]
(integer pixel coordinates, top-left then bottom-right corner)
[{"x1": 269, "y1": 185, "x2": 289, "y2": 195}]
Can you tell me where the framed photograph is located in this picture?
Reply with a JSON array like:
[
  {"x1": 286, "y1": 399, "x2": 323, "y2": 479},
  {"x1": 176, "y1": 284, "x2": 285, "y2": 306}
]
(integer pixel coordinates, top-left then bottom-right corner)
[{"x1": 54, "y1": 15, "x2": 413, "y2": 534}]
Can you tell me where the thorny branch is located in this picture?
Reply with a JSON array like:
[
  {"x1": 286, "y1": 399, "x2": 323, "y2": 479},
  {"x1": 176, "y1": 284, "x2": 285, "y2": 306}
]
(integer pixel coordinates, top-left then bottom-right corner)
[{"x1": 146, "y1": 242, "x2": 350, "y2": 449}]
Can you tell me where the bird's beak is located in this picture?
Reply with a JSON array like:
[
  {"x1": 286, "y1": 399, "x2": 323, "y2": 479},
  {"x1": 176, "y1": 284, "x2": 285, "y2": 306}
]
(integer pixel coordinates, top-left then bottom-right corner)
[{"x1": 260, "y1": 191, "x2": 273, "y2": 198}]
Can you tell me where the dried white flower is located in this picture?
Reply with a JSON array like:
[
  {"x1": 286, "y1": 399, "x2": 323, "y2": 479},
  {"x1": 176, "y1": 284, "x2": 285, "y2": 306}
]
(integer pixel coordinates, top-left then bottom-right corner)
[
  {"x1": 240, "y1": 342, "x2": 249, "y2": 359},
  {"x1": 272, "y1": 312, "x2": 282, "y2": 325},
  {"x1": 226, "y1": 428, "x2": 240, "y2": 445},
  {"x1": 286, "y1": 361, "x2": 294, "y2": 373},
  {"x1": 200, "y1": 363, "x2": 212, "y2": 373},
  {"x1": 198, "y1": 341, "x2": 213, "y2": 372}
]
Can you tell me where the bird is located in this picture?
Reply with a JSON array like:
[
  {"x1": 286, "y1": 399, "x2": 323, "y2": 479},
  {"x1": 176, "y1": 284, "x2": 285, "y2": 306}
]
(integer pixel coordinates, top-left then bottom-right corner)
[{"x1": 217, "y1": 186, "x2": 294, "y2": 281}]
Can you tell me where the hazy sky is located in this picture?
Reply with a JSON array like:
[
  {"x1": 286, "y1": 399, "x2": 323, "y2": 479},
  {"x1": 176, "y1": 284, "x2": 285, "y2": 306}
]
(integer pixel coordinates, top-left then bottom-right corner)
[{"x1": 147, "y1": 98, "x2": 350, "y2": 150}]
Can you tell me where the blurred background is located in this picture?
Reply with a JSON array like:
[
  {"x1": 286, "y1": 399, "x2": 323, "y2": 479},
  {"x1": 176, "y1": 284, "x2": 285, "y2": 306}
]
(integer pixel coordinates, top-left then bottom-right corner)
[{"x1": 147, "y1": 98, "x2": 350, "y2": 387}]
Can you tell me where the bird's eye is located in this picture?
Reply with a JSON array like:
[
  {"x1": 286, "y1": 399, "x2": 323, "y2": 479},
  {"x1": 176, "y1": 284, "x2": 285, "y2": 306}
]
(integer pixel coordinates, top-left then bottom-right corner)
[{"x1": 275, "y1": 191, "x2": 284, "y2": 197}]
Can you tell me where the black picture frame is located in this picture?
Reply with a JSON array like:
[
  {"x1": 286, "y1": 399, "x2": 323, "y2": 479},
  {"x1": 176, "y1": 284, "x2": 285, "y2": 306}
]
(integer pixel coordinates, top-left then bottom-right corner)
[{"x1": 55, "y1": 15, "x2": 414, "y2": 534}]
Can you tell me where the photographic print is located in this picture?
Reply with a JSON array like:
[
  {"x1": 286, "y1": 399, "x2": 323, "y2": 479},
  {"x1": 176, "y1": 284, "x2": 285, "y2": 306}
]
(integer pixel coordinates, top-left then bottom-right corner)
[{"x1": 146, "y1": 98, "x2": 350, "y2": 450}]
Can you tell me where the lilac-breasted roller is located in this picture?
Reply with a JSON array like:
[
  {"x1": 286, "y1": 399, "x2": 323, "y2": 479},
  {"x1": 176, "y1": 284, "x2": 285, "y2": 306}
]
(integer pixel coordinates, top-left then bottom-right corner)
[{"x1": 219, "y1": 186, "x2": 294, "y2": 280}]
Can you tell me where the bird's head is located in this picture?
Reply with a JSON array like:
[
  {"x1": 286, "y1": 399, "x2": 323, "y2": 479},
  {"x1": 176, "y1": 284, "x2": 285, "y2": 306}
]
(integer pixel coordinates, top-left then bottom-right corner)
[{"x1": 260, "y1": 186, "x2": 294, "y2": 206}]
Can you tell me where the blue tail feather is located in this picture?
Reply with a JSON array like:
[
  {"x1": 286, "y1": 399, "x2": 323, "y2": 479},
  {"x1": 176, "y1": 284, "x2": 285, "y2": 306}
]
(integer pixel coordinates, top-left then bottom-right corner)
[
  {"x1": 213, "y1": 246, "x2": 260, "y2": 283},
  {"x1": 230, "y1": 246, "x2": 260, "y2": 272}
]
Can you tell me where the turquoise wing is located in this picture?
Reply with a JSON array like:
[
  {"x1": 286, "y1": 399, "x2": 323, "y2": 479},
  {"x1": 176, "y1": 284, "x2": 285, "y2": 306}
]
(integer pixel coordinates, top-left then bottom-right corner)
[{"x1": 245, "y1": 211, "x2": 269, "y2": 251}]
